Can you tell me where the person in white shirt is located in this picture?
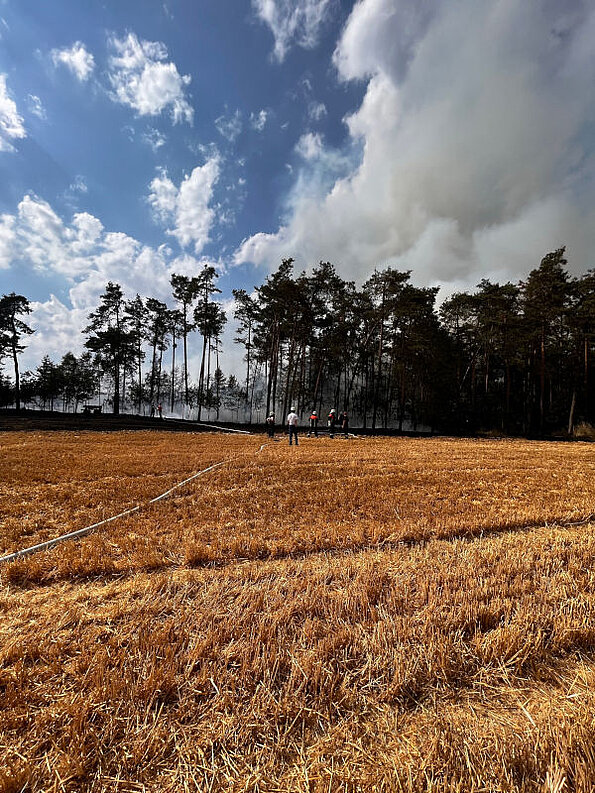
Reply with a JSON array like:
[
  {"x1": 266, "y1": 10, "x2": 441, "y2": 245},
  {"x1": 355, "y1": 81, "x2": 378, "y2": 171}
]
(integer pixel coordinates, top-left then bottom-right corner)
[{"x1": 287, "y1": 407, "x2": 299, "y2": 445}]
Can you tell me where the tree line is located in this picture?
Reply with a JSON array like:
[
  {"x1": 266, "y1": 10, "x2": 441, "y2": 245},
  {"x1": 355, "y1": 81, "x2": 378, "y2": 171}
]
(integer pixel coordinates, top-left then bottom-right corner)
[{"x1": 1, "y1": 247, "x2": 593, "y2": 435}]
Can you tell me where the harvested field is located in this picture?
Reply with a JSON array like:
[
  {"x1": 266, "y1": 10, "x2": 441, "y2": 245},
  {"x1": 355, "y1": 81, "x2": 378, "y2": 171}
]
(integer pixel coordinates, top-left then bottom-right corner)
[{"x1": 1, "y1": 431, "x2": 595, "y2": 791}]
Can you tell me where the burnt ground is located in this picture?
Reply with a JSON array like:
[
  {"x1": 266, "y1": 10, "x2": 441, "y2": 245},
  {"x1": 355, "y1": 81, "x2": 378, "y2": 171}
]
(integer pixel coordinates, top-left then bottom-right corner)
[
  {"x1": 0, "y1": 409, "x2": 250, "y2": 434},
  {"x1": 1, "y1": 408, "x2": 582, "y2": 440}
]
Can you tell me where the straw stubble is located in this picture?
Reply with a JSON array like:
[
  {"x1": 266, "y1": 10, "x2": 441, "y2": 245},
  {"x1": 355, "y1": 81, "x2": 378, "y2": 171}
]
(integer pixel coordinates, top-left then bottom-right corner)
[{"x1": 0, "y1": 431, "x2": 594, "y2": 791}]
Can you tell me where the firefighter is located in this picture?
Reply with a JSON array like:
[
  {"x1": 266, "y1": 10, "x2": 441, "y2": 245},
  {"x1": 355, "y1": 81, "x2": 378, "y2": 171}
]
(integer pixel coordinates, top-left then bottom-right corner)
[
  {"x1": 287, "y1": 407, "x2": 299, "y2": 446},
  {"x1": 265, "y1": 413, "x2": 275, "y2": 438},
  {"x1": 340, "y1": 409, "x2": 349, "y2": 438},
  {"x1": 327, "y1": 408, "x2": 336, "y2": 438},
  {"x1": 307, "y1": 410, "x2": 319, "y2": 437}
]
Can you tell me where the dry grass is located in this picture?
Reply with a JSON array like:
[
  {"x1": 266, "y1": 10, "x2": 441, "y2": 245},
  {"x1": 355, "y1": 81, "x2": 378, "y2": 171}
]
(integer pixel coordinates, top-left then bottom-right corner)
[{"x1": 0, "y1": 431, "x2": 595, "y2": 791}]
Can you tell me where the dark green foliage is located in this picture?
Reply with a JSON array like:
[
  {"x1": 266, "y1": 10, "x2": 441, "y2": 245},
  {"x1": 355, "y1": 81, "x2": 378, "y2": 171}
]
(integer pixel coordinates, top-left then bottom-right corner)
[
  {"x1": 5, "y1": 246, "x2": 594, "y2": 434},
  {"x1": 0, "y1": 292, "x2": 34, "y2": 411},
  {"x1": 84, "y1": 282, "x2": 138, "y2": 415}
]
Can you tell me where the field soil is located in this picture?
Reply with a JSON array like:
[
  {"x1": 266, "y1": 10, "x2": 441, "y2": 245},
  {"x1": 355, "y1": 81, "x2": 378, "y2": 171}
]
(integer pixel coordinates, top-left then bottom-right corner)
[{"x1": 1, "y1": 430, "x2": 595, "y2": 792}]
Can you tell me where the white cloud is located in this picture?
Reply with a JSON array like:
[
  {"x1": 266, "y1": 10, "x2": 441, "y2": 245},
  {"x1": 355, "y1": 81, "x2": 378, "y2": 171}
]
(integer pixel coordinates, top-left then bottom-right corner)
[
  {"x1": 70, "y1": 175, "x2": 88, "y2": 194},
  {"x1": 0, "y1": 193, "x2": 238, "y2": 385},
  {"x1": 147, "y1": 170, "x2": 178, "y2": 223},
  {"x1": 27, "y1": 94, "x2": 46, "y2": 120},
  {"x1": 108, "y1": 32, "x2": 193, "y2": 124},
  {"x1": 62, "y1": 176, "x2": 89, "y2": 210},
  {"x1": 0, "y1": 74, "x2": 26, "y2": 151},
  {"x1": 26, "y1": 295, "x2": 90, "y2": 366},
  {"x1": 250, "y1": 109, "x2": 268, "y2": 132},
  {"x1": 215, "y1": 109, "x2": 242, "y2": 142},
  {"x1": 17, "y1": 195, "x2": 69, "y2": 271},
  {"x1": 308, "y1": 101, "x2": 327, "y2": 122},
  {"x1": 142, "y1": 127, "x2": 167, "y2": 151},
  {"x1": 0, "y1": 213, "x2": 16, "y2": 268},
  {"x1": 148, "y1": 157, "x2": 221, "y2": 253},
  {"x1": 236, "y1": 0, "x2": 595, "y2": 293},
  {"x1": 295, "y1": 131, "x2": 324, "y2": 160},
  {"x1": 333, "y1": 0, "x2": 437, "y2": 83},
  {"x1": 252, "y1": 0, "x2": 333, "y2": 61},
  {"x1": 69, "y1": 212, "x2": 103, "y2": 253},
  {"x1": 51, "y1": 42, "x2": 95, "y2": 82}
]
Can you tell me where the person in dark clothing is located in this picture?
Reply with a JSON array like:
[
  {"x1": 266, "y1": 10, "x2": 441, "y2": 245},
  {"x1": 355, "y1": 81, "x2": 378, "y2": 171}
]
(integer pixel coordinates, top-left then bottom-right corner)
[
  {"x1": 265, "y1": 413, "x2": 275, "y2": 438},
  {"x1": 328, "y1": 409, "x2": 336, "y2": 438},
  {"x1": 340, "y1": 410, "x2": 349, "y2": 438},
  {"x1": 307, "y1": 410, "x2": 319, "y2": 437}
]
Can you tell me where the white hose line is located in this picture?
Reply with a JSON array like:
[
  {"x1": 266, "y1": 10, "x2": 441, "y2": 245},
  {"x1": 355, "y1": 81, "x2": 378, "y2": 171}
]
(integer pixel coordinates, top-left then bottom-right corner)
[
  {"x1": 0, "y1": 460, "x2": 227, "y2": 565},
  {"x1": 0, "y1": 430, "x2": 356, "y2": 566},
  {"x1": 193, "y1": 422, "x2": 251, "y2": 434},
  {"x1": 159, "y1": 418, "x2": 252, "y2": 434}
]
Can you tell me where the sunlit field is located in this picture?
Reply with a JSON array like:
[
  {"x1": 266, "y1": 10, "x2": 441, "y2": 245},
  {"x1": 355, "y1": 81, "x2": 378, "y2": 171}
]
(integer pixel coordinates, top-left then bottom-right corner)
[{"x1": 1, "y1": 431, "x2": 595, "y2": 792}]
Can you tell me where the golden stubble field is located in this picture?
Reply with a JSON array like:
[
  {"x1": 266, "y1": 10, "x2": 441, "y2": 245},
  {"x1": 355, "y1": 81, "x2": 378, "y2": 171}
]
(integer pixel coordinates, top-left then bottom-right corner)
[{"x1": 1, "y1": 430, "x2": 595, "y2": 792}]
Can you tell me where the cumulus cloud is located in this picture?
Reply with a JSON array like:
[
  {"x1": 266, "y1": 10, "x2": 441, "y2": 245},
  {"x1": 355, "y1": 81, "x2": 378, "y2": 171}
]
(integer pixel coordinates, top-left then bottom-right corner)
[
  {"x1": 0, "y1": 213, "x2": 16, "y2": 268},
  {"x1": 26, "y1": 295, "x2": 89, "y2": 365},
  {"x1": 0, "y1": 74, "x2": 26, "y2": 151},
  {"x1": 333, "y1": 0, "x2": 437, "y2": 83},
  {"x1": 51, "y1": 42, "x2": 95, "y2": 81},
  {"x1": 148, "y1": 156, "x2": 221, "y2": 253},
  {"x1": 236, "y1": 0, "x2": 595, "y2": 293},
  {"x1": 0, "y1": 194, "x2": 215, "y2": 369},
  {"x1": 108, "y1": 32, "x2": 193, "y2": 124},
  {"x1": 1, "y1": 191, "x2": 231, "y2": 381},
  {"x1": 252, "y1": 0, "x2": 333, "y2": 61}
]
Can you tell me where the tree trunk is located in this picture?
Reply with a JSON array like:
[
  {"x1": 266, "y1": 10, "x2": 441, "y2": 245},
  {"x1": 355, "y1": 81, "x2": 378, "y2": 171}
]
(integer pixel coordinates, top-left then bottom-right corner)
[
  {"x1": 373, "y1": 312, "x2": 385, "y2": 430},
  {"x1": 539, "y1": 325, "x2": 546, "y2": 434},
  {"x1": 11, "y1": 341, "x2": 20, "y2": 411},
  {"x1": 584, "y1": 334, "x2": 589, "y2": 421},
  {"x1": 170, "y1": 329, "x2": 176, "y2": 414},
  {"x1": 312, "y1": 357, "x2": 324, "y2": 408},
  {"x1": 183, "y1": 310, "x2": 189, "y2": 408},
  {"x1": 197, "y1": 334, "x2": 207, "y2": 421},
  {"x1": 568, "y1": 388, "x2": 576, "y2": 436},
  {"x1": 113, "y1": 361, "x2": 120, "y2": 415}
]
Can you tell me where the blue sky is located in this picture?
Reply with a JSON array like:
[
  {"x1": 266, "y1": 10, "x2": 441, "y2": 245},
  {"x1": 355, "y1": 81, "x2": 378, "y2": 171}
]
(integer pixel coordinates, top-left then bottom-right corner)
[{"x1": 1, "y1": 0, "x2": 594, "y2": 374}]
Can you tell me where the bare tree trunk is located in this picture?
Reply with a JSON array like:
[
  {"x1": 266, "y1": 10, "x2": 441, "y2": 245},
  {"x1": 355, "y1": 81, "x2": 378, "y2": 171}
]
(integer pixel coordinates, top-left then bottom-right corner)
[
  {"x1": 197, "y1": 334, "x2": 207, "y2": 421},
  {"x1": 568, "y1": 389, "x2": 577, "y2": 436},
  {"x1": 539, "y1": 325, "x2": 546, "y2": 434},
  {"x1": 216, "y1": 346, "x2": 221, "y2": 420},
  {"x1": 373, "y1": 314, "x2": 385, "y2": 430},
  {"x1": 11, "y1": 342, "x2": 21, "y2": 411},
  {"x1": 158, "y1": 346, "x2": 164, "y2": 403},
  {"x1": 585, "y1": 334, "x2": 589, "y2": 420},
  {"x1": 282, "y1": 332, "x2": 297, "y2": 419},
  {"x1": 312, "y1": 357, "x2": 324, "y2": 408},
  {"x1": 183, "y1": 311, "x2": 189, "y2": 408},
  {"x1": 170, "y1": 329, "x2": 176, "y2": 413}
]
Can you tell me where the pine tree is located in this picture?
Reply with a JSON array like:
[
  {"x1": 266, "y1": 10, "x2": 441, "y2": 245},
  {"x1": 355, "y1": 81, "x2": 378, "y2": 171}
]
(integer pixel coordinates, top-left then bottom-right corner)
[{"x1": 0, "y1": 292, "x2": 34, "y2": 411}]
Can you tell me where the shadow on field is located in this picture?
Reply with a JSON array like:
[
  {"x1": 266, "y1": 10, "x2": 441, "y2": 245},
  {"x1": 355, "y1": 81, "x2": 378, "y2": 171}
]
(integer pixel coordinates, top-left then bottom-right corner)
[{"x1": 4, "y1": 510, "x2": 595, "y2": 590}]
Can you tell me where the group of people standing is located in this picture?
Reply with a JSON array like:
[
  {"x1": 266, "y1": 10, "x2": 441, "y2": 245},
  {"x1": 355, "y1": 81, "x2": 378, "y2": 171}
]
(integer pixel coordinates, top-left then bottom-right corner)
[
  {"x1": 265, "y1": 408, "x2": 350, "y2": 444},
  {"x1": 149, "y1": 403, "x2": 163, "y2": 419}
]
